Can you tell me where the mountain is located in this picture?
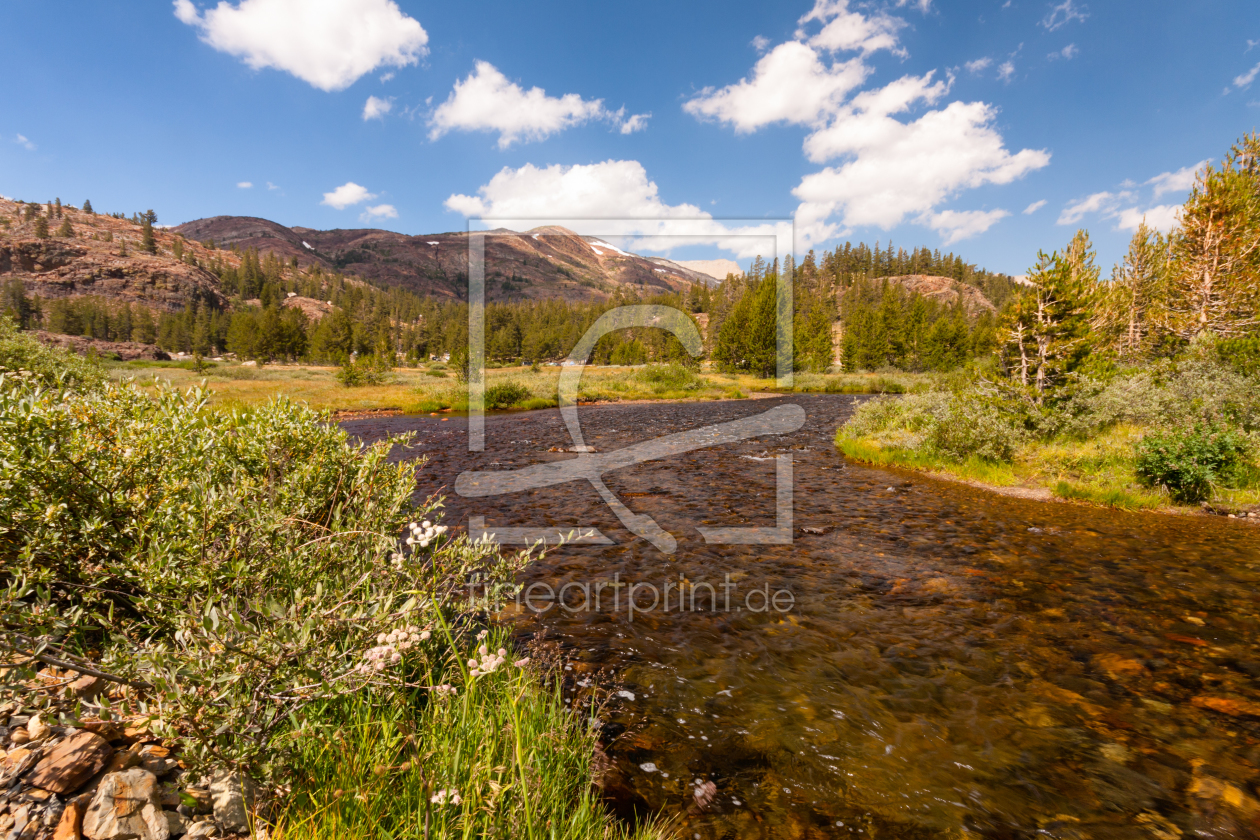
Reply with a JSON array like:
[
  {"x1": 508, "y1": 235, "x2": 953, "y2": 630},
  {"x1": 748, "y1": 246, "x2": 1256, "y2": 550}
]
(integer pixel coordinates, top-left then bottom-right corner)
[
  {"x1": 172, "y1": 216, "x2": 720, "y2": 302},
  {"x1": 1, "y1": 197, "x2": 227, "y2": 313},
  {"x1": 667, "y1": 258, "x2": 744, "y2": 282}
]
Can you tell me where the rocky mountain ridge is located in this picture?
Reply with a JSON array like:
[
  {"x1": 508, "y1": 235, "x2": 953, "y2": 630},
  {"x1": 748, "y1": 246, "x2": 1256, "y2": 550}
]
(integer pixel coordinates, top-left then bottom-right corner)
[{"x1": 172, "y1": 215, "x2": 720, "y2": 302}]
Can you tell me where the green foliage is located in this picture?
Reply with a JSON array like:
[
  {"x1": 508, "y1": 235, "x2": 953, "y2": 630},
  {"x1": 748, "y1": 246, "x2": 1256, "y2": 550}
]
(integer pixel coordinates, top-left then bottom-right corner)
[
  {"x1": 0, "y1": 314, "x2": 105, "y2": 390},
  {"x1": 0, "y1": 376, "x2": 531, "y2": 780},
  {"x1": 336, "y1": 353, "x2": 394, "y2": 387},
  {"x1": 1135, "y1": 422, "x2": 1250, "y2": 502},
  {"x1": 32, "y1": 215, "x2": 49, "y2": 239},
  {"x1": 483, "y1": 381, "x2": 530, "y2": 409},
  {"x1": 82, "y1": 199, "x2": 93, "y2": 214},
  {"x1": 840, "y1": 390, "x2": 1027, "y2": 463},
  {"x1": 1218, "y1": 335, "x2": 1260, "y2": 377},
  {"x1": 634, "y1": 362, "x2": 702, "y2": 392},
  {"x1": 278, "y1": 641, "x2": 663, "y2": 840},
  {"x1": 55, "y1": 217, "x2": 73, "y2": 238}
]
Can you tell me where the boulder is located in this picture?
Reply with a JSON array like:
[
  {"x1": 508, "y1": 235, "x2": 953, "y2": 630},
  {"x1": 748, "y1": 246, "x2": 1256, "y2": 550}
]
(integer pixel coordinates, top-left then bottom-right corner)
[
  {"x1": 163, "y1": 810, "x2": 188, "y2": 837},
  {"x1": 82, "y1": 768, "x2": 169, "y2": 840},
  {"x1": 208, "y1": 770, "x2": 254, "y2": 834},
  {"x1": 183, "y1": 821, "x2": 216, "y2": 839},
  {"x1": 27, "y1": 731, "x2": 115, "y2": 794},
  {"x1": 52, "y1": 794, "x2": 90, "y2": 840}
]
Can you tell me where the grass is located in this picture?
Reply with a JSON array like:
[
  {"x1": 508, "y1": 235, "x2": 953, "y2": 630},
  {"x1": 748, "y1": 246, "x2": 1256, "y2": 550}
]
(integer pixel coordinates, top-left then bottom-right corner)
[
  {"x1": 277, "y1": 632, "x2": 666, "y2": 840},
  {"x1": 838, "y1": 421, "x2": 1260, "y2": 512},
  {"x1": 109, "y1": 360, "x2": 934, "y2": 414}
]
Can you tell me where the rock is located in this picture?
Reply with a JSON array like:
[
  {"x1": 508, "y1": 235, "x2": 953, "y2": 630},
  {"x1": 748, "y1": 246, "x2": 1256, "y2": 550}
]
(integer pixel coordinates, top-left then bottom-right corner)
[
  {"x1": 138, "y1": 747, "x2": 178, "y2": 779},
  {"x1": 53, "y1": 794, "x2": 89, "y2": 840},
  {"x1": 69, "y1": 677, "x2": 106, "y2": 702},
  {"x1": 27, "y1": 731, "x2": 115, "y2": 795},
  {"x1": 80, "y1": 721, "x2": 125, "y2": 743},
  {"x1": 10, "y1": 728, "x2": 30, "y2": 745},
  {"x1": 27, "y1": 715, "x2": 50, "y2": 742},
  {"x1": 82, "y1": 768, "x2": 170, "y2": 840},
  {"x1": 163, "y1": 811, "x2": 187, "y2": 837},
  {"x1": 183, "y1": 821, "x2": 216, "y2": 839},
  {"x1": 0, "y1": 814, "x2": 12, "y2": 834},
  {"x1": 208, "y1": 770, "x2": 254, "y2": 834},
  {"x1": 1191, "y1": 695, "x2": 1260, "y2": 718},
  {"x1": 0, "y1": 747, "x2": 41, "y2": 785},
  {"x1": 179, "y1": 790, "x2": 212, "y2": 815}
]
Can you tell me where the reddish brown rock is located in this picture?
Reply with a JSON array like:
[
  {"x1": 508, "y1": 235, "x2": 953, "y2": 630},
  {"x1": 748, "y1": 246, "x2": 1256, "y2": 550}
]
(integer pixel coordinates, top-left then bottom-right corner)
[
  {"x1": 27, "y1": 731, "x2": 115, "y2": 795},
  {"x1": 82, "y1": 768, "x2": 170, "y2": 840},
  {"x1": 53, "y1": 794, "x2": 90, "y2": 840},
  {"x1": 80, "y1": 720, "x2": 125, "y2": 743},
  {"x1": 1191, "y1": 696, "x2": 1260, "y2": 718}
]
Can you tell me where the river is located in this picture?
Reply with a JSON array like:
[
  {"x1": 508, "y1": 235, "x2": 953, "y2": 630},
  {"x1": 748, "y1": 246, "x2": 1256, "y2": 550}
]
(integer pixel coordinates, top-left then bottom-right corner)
[{"x1": 342, "y1": 394, "x2": 1260, "y2": 839}]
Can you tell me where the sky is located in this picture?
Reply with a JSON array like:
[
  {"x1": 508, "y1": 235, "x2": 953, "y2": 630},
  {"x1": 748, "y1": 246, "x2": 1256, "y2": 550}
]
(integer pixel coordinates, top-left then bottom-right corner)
[{"x1": 1, "y1": 0, "x2": 1258, "y2": 276}]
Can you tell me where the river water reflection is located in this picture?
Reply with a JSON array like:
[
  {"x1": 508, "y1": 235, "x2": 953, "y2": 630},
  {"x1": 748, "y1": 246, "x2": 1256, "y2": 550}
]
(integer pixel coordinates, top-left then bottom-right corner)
[{"x1": 343, "y1": 394, "x2": 1260, "y2": 839}]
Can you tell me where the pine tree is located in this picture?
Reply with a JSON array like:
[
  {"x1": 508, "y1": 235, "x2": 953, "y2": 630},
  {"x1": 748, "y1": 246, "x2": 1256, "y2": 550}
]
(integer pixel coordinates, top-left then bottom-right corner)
[
  {"x1": 56, "y1": 217, "x2": 73, "y2": 238},
  {"x1": 1095, "y1": 221, "x2": 1168, "y2": 359},
  {"x1": 140, "y1": 215, "x2": 157, "y2": 254},
  {"x1": 82, "y1": 199, "x2": 94, "y2": 214},
  {"x1": 1163, "y1": 133, "x2": 1260, "y2": 340},
  {"x1": 33, "y1": 216, "x2": 49, "y2": 239},
  {"x1": 1000, "y1": 230, "x2": 1097, "y2": 399},
  {"x1": 54, "y1": 198, "x2": 62, "y2": 218}
]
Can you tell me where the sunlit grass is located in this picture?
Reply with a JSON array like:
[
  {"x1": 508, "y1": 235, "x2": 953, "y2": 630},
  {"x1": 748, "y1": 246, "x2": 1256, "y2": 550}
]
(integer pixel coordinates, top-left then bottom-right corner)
[
  {"x1": 112, "y1": 361, "x2": 933, "y2": 413},
  {"x1": 277, "y1": 632, "x2": 668, "y2": 840}
]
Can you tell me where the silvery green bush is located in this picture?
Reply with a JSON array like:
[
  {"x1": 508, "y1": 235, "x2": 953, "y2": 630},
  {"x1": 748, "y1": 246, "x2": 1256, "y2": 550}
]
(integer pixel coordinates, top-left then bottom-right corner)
[
  {"x1": 842, "y1": 390, "x2": 1026, "y2": 462},
  {"x1": 0, "y1": 351, "x2": 529, "y2": 780}
]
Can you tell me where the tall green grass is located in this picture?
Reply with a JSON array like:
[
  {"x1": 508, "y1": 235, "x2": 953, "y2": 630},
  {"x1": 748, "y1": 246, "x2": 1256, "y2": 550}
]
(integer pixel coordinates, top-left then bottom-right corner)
[{"x1": 278, "y1": 633, "x2": 666, "y2": 840}]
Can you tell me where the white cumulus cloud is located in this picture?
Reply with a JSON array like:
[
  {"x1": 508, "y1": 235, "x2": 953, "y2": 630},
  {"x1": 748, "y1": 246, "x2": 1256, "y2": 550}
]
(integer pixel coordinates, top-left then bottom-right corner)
[
  {"x1": 363, "y1": 95, "x2": 393, "y2": 120},
  {"x1": 429, "y1": 61, "x2": 647, "y2": 148},
  {"x1": 1115, "y1": 204, "x2": 1180, "y2": 233},
  {"x1": 997, "y1": 60, "x2": 1015, "y2": 83},
  {"x1": 444, "y1": 160, "x2": 790, "y2": 259},
  {"x1": 1048, "y1": 43, "x2": 1078, "y2": 60},
  {"x1": 924, "y1": 209, "x2": 1010, "y2": 245},
  {"x1": 965, "y1": 57, "x2": 992, "y2": 74},
  {"x1": 796, "y1": 0, "x2": 906, "y2": 56},
  {"x1": 173, "y1": 0, "x2": 428, "y2": 92},
  {"x1": 360, "y1": 203, "x2": 398, "y2": 222},
  {"x1": 684, "y1": 41, "x2": 869, "y2": 132},
  {"x1": 1146, "y1": 160, "x2": 1208, "y2": 197},
  {"x1": 1023, "y1": 199, "x2": 1047, "y2": 214},
  {"x1": 685, "y1": 4, "x2": 1046, "y2": 247},
  {"x1": 322, "y1": 182, "x2": 376, "y2": 210},
  {"x1": 237, "y1": 181, "x2": 253, "y2": 188}
]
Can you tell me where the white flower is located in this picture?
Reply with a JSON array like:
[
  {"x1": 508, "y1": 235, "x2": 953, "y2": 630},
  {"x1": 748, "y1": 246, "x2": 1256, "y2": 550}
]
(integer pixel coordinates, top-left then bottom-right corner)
[
  {"x1": 420, "y1": 630, "x2": 431, "y2": 641},
  {"x1": 430, "y1": 788, "x2": 461, "y2": 805},
  {"x1": 514, "y1": 657, "x2": 530, "y2": 668}
]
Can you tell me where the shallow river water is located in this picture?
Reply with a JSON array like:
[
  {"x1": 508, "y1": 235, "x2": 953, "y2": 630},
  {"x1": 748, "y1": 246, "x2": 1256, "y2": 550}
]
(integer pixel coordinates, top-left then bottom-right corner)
[{"x1": 343, "y1": 394, "x2": 1260, "y2": 839}]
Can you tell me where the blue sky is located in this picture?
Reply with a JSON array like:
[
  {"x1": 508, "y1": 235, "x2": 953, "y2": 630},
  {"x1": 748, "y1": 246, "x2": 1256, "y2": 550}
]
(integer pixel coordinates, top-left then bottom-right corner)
[{"x1": 1, "y1": 0, "x2": 1257, "y2": 275}]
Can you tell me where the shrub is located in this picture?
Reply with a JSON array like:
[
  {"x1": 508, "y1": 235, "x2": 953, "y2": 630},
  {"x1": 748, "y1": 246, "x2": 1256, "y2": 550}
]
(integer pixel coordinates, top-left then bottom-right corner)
[
  {"x1": 840, "y1": 390, "x2": 1025, "y2": 462},
  {"x1": 634, "y1": 363, "x2": 701, "y2": 392},
  {"x1": 336, "y1": 354, "x2": 393, "y2": 387},
  {"x1": 1135, "y1": 422, "x2": 1250, "y2": 503},
  {"x1": 483, "y1": 381, "x2": 530, "y2": 409},
  {"x1": 0, "y1": 378, "x2": 531, "y2": 780},
  {"x1": 0, "y1": 315, "x2": 106, "y2": 390}
]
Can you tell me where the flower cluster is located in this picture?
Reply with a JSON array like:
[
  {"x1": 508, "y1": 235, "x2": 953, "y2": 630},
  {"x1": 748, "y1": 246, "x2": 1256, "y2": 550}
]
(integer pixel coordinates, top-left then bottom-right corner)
[
  {"x1": 358, "y1": 625, "x2": 430, "y2": 673},
  {"x1": 430, "y1": 788, "x2": 462, "y2": 805},
  {"x1": 406, "y1": 520, "x2": 448, "y2": 549},
  {"x1": 431, "y1": 683, "x2": 458, "y2": 698},
  {"x1": 467, "y1": 645, "x2": 508, "y2": 677}
]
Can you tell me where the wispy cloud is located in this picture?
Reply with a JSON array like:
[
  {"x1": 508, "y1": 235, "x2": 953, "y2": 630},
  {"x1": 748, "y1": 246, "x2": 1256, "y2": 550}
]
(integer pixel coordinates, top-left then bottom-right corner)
[
  {"x1": 1041, "y1": 0, "x2": 1088, "y2": 32},
  {"x1": 1048, "y1": 43, "x2": 1078, "y2": 60},
  {"x1": 14, "y1": 134, "x2": 35, "y2": 151},
  {"x1": 965, "y1": 57, "x2": 992, "y2": 74},
  {"x1": 1146, "y1": 160, "x2": 1208, "y2": 197},
  {"x1": 1023, "y1": 199, "x2": 1047, "y2": 215},
  {"x1": 997, "y1": 60, "x2": 1016, "y2": 83},
  {"x1": 237, "y1": 181, "x2": 253, "y2": 189},
  {"x1": 1233, "y1": 62, "x2": 1260, "y2": 91}
]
